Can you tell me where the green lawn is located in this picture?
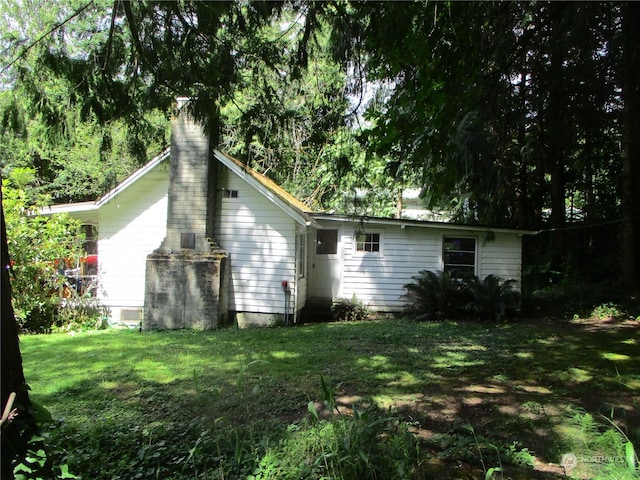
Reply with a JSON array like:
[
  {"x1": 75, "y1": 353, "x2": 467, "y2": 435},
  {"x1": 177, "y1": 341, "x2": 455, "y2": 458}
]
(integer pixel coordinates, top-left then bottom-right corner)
[{"x1": 20, "y1": 318, "x2": 640, "y2": 479}]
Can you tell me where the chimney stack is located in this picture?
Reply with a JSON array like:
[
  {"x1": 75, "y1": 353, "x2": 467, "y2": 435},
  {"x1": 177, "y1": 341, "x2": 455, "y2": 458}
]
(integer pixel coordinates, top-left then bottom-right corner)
[
  {"x1": 157, "y1": 97, "x2": 217, "y2": 253},
  {"x1": 143, "y1": 98, "x2": 228, "y2": 329}
]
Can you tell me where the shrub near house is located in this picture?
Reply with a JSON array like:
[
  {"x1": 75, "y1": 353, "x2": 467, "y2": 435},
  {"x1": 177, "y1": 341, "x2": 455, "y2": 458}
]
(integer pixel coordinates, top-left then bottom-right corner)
[
  {"x1": 3, "y1": 169, "x2": 99, "y2": 331},
  {"x1": 404, "y1": 270, "x2": 520, "y2": 322}
]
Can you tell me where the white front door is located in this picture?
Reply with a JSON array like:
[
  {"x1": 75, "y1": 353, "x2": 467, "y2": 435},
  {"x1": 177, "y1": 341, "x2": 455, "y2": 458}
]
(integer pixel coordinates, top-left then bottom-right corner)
[{"x1": 310, "y1": 228, "x2": 341, "y2": 299}]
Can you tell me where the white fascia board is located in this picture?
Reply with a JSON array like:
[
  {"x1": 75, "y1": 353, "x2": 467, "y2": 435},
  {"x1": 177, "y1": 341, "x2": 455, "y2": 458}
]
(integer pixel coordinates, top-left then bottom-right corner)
[
  {"x1": 37, "y1": 202, "x2": 99, "y2": 224},
  {"x1": 310, "y1": 214, "x2": 537, "y2": 236},
  {"x1": 40, "y1": 201, "x2": 97, "y2": 214},
  {"x1": 96, "y1": 148, "x2": 170, "y2": 207}
]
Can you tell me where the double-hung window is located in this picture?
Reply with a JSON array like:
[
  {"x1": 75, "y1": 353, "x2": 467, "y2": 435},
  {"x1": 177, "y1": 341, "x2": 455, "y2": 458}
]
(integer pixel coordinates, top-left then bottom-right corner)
[{"x1": 443, "y1": 237, "x2": 476, "y2": 278}]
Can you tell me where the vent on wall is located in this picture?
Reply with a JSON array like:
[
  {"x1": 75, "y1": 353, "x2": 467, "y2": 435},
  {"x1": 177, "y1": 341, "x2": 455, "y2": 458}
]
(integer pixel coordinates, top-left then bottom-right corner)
[
  {"x1": 121, "y1": 308, "x2": 143, "y2": 323},
  {"x1": 222, "y1": 189, "x2": 238, "y2": 198}
]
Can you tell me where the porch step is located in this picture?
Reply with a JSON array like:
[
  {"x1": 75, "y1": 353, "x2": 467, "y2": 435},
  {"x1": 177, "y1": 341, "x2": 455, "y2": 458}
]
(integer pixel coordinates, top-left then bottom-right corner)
[{"x1": 300, "y1": 298, "x2": 334, "y2": 324}]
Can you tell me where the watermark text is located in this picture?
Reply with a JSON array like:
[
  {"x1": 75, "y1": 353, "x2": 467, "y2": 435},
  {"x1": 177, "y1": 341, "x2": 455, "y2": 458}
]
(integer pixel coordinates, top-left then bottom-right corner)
[{"x1": 561, "y1": 452, "x2": 627, "y2": 470}]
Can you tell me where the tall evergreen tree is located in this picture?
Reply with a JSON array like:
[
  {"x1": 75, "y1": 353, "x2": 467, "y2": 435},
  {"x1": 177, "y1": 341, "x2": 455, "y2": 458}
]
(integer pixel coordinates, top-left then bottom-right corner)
[{"x1": 621, "y1": 2, "x2": 640, "y2": 288}]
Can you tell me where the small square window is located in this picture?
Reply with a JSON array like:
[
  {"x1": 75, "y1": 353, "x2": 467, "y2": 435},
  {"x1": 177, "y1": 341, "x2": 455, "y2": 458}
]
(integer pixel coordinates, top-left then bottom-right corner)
[
  {"x1": 316, "y1": 230, "x2": 338, "y2": 254},
  {"x1": 356, "y1": 233, "x2": 380, "y2": 253},
  {"x1": 222, "y1": 189, "x2": 238, "y2": 198}
]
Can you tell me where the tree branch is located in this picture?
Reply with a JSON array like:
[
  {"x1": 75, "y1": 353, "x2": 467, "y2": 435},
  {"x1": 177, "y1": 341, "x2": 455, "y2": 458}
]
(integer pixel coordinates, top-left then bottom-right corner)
[{"x1": 0, "y1": 0, "x2": 95, "y2": 76}]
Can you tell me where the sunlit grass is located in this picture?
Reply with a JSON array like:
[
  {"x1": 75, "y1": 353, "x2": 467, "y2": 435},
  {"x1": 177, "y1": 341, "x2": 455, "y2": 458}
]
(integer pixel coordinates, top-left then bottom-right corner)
[
  {"x1": 601, "y1": 352, "x2": 632, "y2": 361},
  {"x1": 18, "y1": 318, "x2": 640, "y2": 478},
  {"x1": 515, "y1": 351, "x2": 533, "y2": 359},
  {"x1": 21, "y1": 320, "x2": 639, "y2": 423}
]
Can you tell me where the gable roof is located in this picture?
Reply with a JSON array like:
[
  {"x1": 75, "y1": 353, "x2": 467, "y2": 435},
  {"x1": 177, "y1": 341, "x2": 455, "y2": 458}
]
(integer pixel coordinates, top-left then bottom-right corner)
[
  {"x1": 96, "y1": 148, "x2": 170, "y2": 208},
  {"x1": 40, "y1": 148, "x2": 314, "y2": 226},
  {"x1": 213, "y1": 150, "x2": 312, "y2": 225},
  {"x1": 39, "y1": 148, "x2": 171, "y2": 223}
]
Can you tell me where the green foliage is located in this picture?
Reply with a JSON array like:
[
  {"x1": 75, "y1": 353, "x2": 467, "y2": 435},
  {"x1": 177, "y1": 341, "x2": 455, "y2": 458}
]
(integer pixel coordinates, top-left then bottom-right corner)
[
  {"x1": 404, "y1": 271, "x2": 520, "y2": 322},
  {"x1": 52, "y1": 299, "x2": 110, "y2": 333},
  {"x1": 523, "y1": 282, "x2": 640, "y2": 321},
  {"x1": 0, "y1": 88, "x2": 169, "y2": 204},
  {"x1": 6, "y1": 398, "x2": 78, "y2": 480},
  {"x1": 403, "y1": 270, "x2": 470, "y2": 321},
  {"x1": 331, "y1": 295, "x2": 368, "y2": 322},
  {"x1": 464, "y1": 275, "x2": 520, "y2": 322},
  {"x1": 251, "y1": 408, "x2": 417, "y2": 480},
  {"x1": 252, "y1": 376, "x2": 416, "y2": 479},
  {"x1": 591, "y1": 302, "x2": 626, "y2": 322},
  {"x1": 557, "y1": 410, "x2": 640, "y2": 479},
  {"x1": 428, "y1": 420, "x2": 535, "y2": 474},
  {"x1": 2, "y1": 169, "x2": 85, "y2": 331},
  {"x1": 3, "y1": 168, "x2": 110, "y2": 333},
  {"x1": 344, "y1": 2, "x2": 624, "y2": 230},
  {"x1": 13, "y1": 428, "x2": 78, "y2": 480}
]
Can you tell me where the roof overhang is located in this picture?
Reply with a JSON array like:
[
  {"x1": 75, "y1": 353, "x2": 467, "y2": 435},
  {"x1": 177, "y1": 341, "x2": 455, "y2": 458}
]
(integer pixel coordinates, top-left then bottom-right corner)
[
  {"x1": 310, "y1": 213, "x2": 538, "y2": 236},
  {"x1": 214, "y1": 150, "x2": 314, "y2": 226},
  {"x1": 38, "y1": 202, "x2": 99, "y2": 224}
]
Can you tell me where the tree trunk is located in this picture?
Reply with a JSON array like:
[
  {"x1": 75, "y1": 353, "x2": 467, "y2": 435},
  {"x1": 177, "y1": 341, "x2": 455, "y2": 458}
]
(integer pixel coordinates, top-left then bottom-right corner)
[
  {"x1": 516, "y1": 71, "x2": 530, "y2": 230},
  {"x1": 1, "y1": 183, "x2": 33, "y2": 479},
  {"x1": 546, "y1": 4, "x2": 567, "y2": 262},
  {"x1": 622, "y1": 2, "x2": 640, "y2": 289}
]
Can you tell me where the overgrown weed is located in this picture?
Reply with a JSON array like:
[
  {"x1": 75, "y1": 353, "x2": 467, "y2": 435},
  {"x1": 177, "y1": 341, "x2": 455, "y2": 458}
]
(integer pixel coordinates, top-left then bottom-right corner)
[{"x1": 556, "y1": 408, "x2": 639, "y2": 479}]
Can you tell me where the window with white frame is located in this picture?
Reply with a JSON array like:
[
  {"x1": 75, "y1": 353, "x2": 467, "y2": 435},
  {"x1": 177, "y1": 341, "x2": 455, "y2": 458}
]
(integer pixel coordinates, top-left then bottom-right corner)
[
  {"x1": 297, "y1": 232, "x2": 306, "y2": 278},
  {"x1": 443, "y1": 236, "x2": 476, "y2": 278},
  {"x1": 356, "y1": 233, "x2": 380, "y2": 253}
]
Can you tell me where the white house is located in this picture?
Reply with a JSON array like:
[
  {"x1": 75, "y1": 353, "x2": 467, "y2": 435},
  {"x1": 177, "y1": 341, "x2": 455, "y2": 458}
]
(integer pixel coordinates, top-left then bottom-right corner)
[
  {"x1": 43, "y1": 107, "x2": 530, "y2": 328},
  {"x1": 41, "y1": 149, "x2": 170, "y2": 324},
  {"x1": 307, "y1": 215, "x2": 523, "y2": 313}
]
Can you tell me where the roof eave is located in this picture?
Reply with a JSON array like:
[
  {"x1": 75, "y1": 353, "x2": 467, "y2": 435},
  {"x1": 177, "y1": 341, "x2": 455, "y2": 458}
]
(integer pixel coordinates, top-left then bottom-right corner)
[
  {"x1": 214, "y1": 150, "x2": 314, "y2": 226},
  {"x1": 309, "y1": 213, "x2": 537, "y2": 235}
]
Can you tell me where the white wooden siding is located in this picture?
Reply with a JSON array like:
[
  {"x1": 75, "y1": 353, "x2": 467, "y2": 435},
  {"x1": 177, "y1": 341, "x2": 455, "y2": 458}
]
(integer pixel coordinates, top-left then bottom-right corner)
[
  {"x1": 312, "y1": 220, "x2": 523, "y2": 312},
  {"x1": 97, "y1": 164, "x2": 169, "y2": 320},
  {"x1": 340, "y1": 226, "x2": 443, "y2": 311},
  {"x1": 295, "y1": 228, "x2": 308, "y2": 315},
  {"x1": 215, "y1": 167, "x2": 297, "y2": 314},
  {"x1": 478, "y1": 233, "x2": 522, "y2": 285}
]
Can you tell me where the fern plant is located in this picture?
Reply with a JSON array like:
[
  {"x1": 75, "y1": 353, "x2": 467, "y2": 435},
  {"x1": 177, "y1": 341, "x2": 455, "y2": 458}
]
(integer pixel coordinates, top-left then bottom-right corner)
[
  {"x1": 403, "y1": 270, "x2": 470, "y2": 321},
  {"x1": 464, "y1": 275, "x2": 520, "y2": 322},
  {"x1": 331, "y1": 295, "x2": 368, "y2": 322}
]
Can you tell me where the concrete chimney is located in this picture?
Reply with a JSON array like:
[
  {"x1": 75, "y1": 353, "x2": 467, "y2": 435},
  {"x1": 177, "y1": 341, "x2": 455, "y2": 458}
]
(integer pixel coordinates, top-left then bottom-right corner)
[{"x1": 143, "y1": 98, "x2": 229, "y2": 329}]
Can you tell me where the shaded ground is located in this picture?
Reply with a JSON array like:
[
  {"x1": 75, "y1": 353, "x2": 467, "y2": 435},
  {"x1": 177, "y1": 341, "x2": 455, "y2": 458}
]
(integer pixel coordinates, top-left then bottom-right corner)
[
  {"x1": 312, "y1": 318, "x2": 640, "y2": 479},
  {"x1": 20, "y1": 316, "x2": 640, "y2": 479}
]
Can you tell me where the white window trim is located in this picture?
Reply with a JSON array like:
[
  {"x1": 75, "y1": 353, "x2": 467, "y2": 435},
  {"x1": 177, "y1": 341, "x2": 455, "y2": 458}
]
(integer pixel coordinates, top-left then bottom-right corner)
[
  {"x1": 297, "y1": 232, "x2": 307, "y2": 279},
  {"x1": 353, "y1": 231, "x2": 383, "y2": 256},
  {"x1": 442, "y1": 235, "x2": 478, "y2": 276},
  {"x1": 222, "y1": 189, "x2": 238, "y2": 198}
]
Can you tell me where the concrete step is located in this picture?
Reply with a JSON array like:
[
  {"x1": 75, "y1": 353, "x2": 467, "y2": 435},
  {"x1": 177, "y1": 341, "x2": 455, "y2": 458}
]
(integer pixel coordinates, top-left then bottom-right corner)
[{"x1": 300, "y1": 298, "x2": 334, "y2": 323}]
